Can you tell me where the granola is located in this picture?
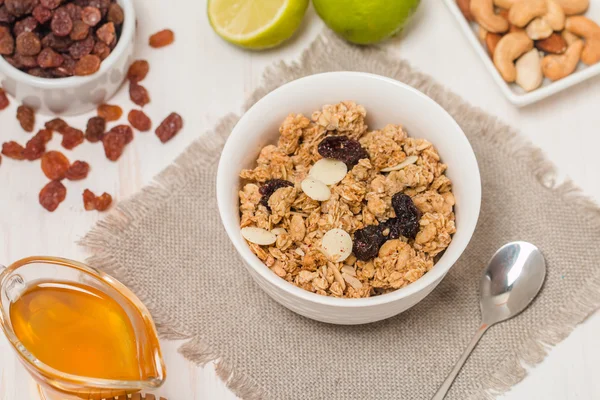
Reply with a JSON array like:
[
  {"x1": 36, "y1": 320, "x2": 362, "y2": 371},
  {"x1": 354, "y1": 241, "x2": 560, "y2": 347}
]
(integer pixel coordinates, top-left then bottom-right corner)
[{"x1": 239, "y1": 101, "x2": 456, "y2": 298}]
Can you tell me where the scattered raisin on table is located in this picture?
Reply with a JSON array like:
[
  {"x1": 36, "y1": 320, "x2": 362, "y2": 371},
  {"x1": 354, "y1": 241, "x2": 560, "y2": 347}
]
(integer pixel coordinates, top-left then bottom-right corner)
[
  {"x1": 390, "y1": 193, "x2": 422, "y2": 239},
  {"x1": 259, "y1": 179, "x2": 293, "y2": 209},
  {"x1": 16, "y1": 105, "x2": 35, "y2": 132},
  {"x1": 128, "y1": 109, "x2": 151, "y2": 131},
  {"x1": 155, "y1": 112, "x2": 183, "y2": 143},
  {"x1": 23, "y1": 135, "x2": 46, "y2": 160},
  {"x1": 127, "y1": 59, "x2": 149, "y2": 83},
  {"x1": 97, "y1": 103, "x2": 122, "y2": 121},
  {"x1": 2, "y1": 141, "x2": 25, "y2": 159},
  {"x1": 16, "y1": 31, "x2": 41, "y2": 56},
  {"x1": 352, "y1": 225, "x2": 385, "y2": 261},
  {"x1": 39, "y1": 180, "x2": 66, "y2": 212},
  {"x1": 110, "y1": 124, "x2": 133, "y2": 144},
  {"x1": 45, "y1": 117, "x2": 68, "y2": 132},
  {"x1": 0, "y1": 26, "x2": 14, "y2": 55},
  {"x1": 65, "y1": 160, "x2": 89, "y2": 180},
  {"x1": 81, "y1": 6, "x2": 101, "y2": 26},
  {"x1": 51, "y1": 7, "x2": 73, "y2": 37},
  {"x1": 85, "y1": 116, "x2": 105, "y2": 142},
  {"x1": 95, "y1": 21, "x2": 114, "y2": 44},
  {"x1": 37, "y1": 47, "x2": 64, "y2": 68},
  {"x1": 82, "y1": 188, "x2": 112, "y2": 211},
  {"x1": 61, "y1": 126, "x2": 84, "y2": 149},
  {"x1": 149, "y1": 29, "x2": 174, "y2": 48},
  {"x1": 317, "y1": 136, "x2": 369, "y2": 167},
  {"x1": 94, "y1": 192, "x2": 111, "y2": 210},
  {"x1": 129, "y1": 82, "x2": 150, "y2": 107},
  {"x1": 102, "y1": 129, "x2": 126, "y2": 161},
  {"x1": 74, "y1": 53, "x2": 100, "y2": 75},
  {"x1": 34, "y1": 128, "x2": 53, "y2": 143},
  {"x1": 41, "y1": 150, "x2": 70, "y2": 180},
  {"x1": 0, "y1": 88, "x2": 9, "y2": 110}
]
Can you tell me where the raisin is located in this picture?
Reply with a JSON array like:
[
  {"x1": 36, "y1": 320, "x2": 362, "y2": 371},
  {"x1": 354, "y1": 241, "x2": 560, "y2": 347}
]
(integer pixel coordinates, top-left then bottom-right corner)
[
  {"x1": 258, "y1": 179, "x2": 293, "y2": 209},
  {"x1": 82, "y1": 188, "x2": 95, "y2": 210},
  {"x1": 390, "y1": 193, "x2": 422, "y2": 239},
  {"x1": 352, "y1": 225, "x2": 385, "y2": 261},
  {"x1": 127, "y1": 109, "x2": 151, "y2": 131},
  {"x1": 87, "y1": 0, "x2": 108, "y2": 15},
  {"x1": 317, "y1": 136, "x2": 369, "y2": 167},
  {"x1": 126, "y1": 59, "x2": 148, "y2": 83},
  {"x1": 41, "y1": 150, "x2": 69, "y2": 179},
  {"x1": 51, "y1": 53, "x2": 75, "y2": 76},
  {"x1": 39, "y1": 180, "x2": 67, "y2": 211},
  {"x1": 91, "y1": 39, "x2": 109, "y2": 59},
  {"x1": 32, "y1": 5, "x2": 52, "y2": 23},
  {"x1": 17, "y1": 105, "x2": 35, "y2": 132},
  {"x1": 73, "y1": 53, "x2": 99, "y2": 75},
  {"x1": 42, "y1": 32, "x2": 72, "y2": 52},
  {"x1": 37, "y1": 47, "x2": 64, "y2": 68},
  {"x1": 81, "y1": 5, "x2": 100, "y2": 26},
  {"x1": 5, "y1": 0, "x2": 36, "y2": 17},
  {"x1": 51, "y1": 7, "x2": 73, "y2": 37},
  {"x1": 0, "y1": 5, "x2": 16, "y2": 23},
  {"x1": 61, "y1": 126, "x2": 84, "y2": 149},
  {"x1": 13, "y1": 53, "x2": 38, "y2": 67},
  {"x1": 70, "y1": 20, "x2": 89, "y2": 40},
  {"x1": 95, "y1": 192, "x2": 111, "y2": 210},
  {"x1": 13, "y1": 16, "x2": 37, "y2": 37},
  {"x1": 63, "y1": 3, "x2": 81, "y2": 19},
  {"x1": 45, "y1": 117, "x2": 68, "y2": 131},
  {"x1": 95, "y1": 21, "x2": 113, "y2": 44},
  {"x1": 129, "y1": 82, "x2": 150, "y2": 107},
  {"x1": 16, "y1": 31, "x2": 41, "y2": 56},
  {"x1": 33, "y1": 128, "x2": 52, "y2": 143},
  {"x1": 1, "y1": 141, "x2": 25, "y2": 159},
  {"x1": 23, "y1": 135, "x2": 46, "y2": 160},
  {"x1": 0, "y1": 25, "x2": 14, "y2": 55},
  {"x1": 28, "y1": 67, "x2": 53, "y2": 77},
  {"x1": 0, "y1": 88, "x2": 9, "y2": 110},
  {"x1": 68, "y1": 34, "x2": 93, "y2": 58},
  {"x1": 97, "y1": 103, "x2": 121, "y2": 121},
  {"x1": 40, "y1": 0, "x2": 62, "y2": 10},
  {"x1": 85, "y1": 115, "x2": 105, "y2": 142},
  {"x1": 149, "y1": 29, "x2": 174, "y2": 48},
  {"x1": 65, "y1": 160, "x2": 89, "y2": 180},
  {"x1": 102, "y1": 129, "x2": 126, "y2": 161},
  {"x1": 106, "y1": 2, "x2": 122, "y2": 24},
  {"x1": 110, "y1": 124, "x2": 132, "y2": 143}
]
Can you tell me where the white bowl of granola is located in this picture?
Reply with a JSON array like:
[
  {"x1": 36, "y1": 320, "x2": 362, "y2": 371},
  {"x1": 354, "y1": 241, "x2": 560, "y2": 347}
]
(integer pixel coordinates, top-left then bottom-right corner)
[{"x1": 217, "y1": 72, "x2": 481, "y2": 325}]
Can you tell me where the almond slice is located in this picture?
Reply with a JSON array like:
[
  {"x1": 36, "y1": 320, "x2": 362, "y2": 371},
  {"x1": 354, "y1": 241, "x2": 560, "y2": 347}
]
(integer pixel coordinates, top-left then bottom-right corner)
[
  {"x1": 380, "y1": 155, "x2": 419, "y2": 172},
  {"x1": 301, "y1": 177, "x2": 331, "y2": 201},
  {"x1": 241, "y1": 227, "x2": 277, "y2": 246},
  {"x1": 342, "y1": 272, "x2": 363, "y2": 290},
  {"x1": 271, "y1": 228, "x2": 287, "y2": 236},
  {"x1": 321, "y1": 228, "x2": 352, "y2": 262},
  {"x1": 309, "y1": 158, "x2": 347, "y2": 185},
  {"x1": 328, "y1": 262, "x2": 346, "y2": 291},
  {"x1": 341, "y1": 265, "x2": 356, "y2": 276}
]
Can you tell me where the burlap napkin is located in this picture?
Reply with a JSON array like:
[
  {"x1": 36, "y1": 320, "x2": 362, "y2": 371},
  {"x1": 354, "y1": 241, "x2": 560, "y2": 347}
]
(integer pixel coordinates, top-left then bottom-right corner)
[{"x1": 81, "y1": 32, "x2": 600, "y2": 400}]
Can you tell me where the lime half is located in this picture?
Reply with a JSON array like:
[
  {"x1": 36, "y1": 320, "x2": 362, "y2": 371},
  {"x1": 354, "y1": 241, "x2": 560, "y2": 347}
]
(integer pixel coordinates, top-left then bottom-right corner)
[{"x1": 208, "y1": 0, "x2": 309, "y2": 50}]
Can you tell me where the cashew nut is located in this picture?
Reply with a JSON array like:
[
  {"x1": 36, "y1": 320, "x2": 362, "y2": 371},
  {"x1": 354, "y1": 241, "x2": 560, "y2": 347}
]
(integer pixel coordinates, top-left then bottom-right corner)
[
  {"x1": 486, "y1": 32, "x2": 503, "y2": 56},
  {"x1": 526, "y1": 18, "x2": 553, "y2": 40},
  {"x1": 471, "y1": 0, "x2": 509, "y2": 33},
  {"x1": 553, "y1": 0, "x2": 589, "y2": 15},
  {"x1": 542, "y1": 0, "x2": 565, "y2": 31},
  {"x1": 478, "y1": 25, "x2": 489, "y2": 43},
  {"x1": 562, "y1": 30, "x2": 579, "y2": 45},
  {"x1": 493, "y1": 32, "x2": 535, "y2": 82},
  {"x1": 516, "y1": 49, "x2": 543, "y2": 91},
  {"x1": 565, "y1": 16, "x2": 600, "y2": 65},
  {"x1": 541, "y1": 39, "x2": 584, "y2": 80},
  {"x1": 509, "y1": 0, "x2": 548, "y2": 28},
  {"x1": 457, "y1": 0, "x2": 474, "y2": 21},
  {"x1": 493, "y1": 0, "x2": 518, "y2": 9}
]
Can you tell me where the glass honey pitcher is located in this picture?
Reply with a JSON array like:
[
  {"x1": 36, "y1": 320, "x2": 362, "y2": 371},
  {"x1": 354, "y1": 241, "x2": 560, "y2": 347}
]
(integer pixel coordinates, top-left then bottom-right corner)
[{"x1": 0, "y1": 257, "x2": 166, "y2": 400}]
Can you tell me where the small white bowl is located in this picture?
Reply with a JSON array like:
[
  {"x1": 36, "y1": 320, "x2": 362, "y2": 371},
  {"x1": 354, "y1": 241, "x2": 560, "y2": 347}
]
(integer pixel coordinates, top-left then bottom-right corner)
[
  {"x1": 217, "y1": 72, "x2": 481, "y2": 325},
  {"x1": 0, "y1": 0, "x2": 135, "y2": 116}
]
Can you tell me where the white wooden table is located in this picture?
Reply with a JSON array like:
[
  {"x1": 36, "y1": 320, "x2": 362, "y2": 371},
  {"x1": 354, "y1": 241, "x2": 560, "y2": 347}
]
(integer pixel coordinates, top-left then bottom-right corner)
[{"x1": 1, "y1": 0, "x2": 600, "y2": 398}]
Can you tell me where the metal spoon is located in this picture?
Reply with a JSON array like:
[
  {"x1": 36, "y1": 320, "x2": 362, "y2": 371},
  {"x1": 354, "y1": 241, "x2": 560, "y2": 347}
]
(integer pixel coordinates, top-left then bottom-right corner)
[{"x1": 431, "y1": 241, "x2": 546, "y2": 400}]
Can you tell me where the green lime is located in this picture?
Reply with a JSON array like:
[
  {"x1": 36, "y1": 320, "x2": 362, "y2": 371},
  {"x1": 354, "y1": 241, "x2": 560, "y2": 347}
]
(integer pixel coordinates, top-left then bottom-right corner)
[
  {"x1": 208, "y1": 0, "x2": 309, "y2": 50},
  {"x1": 313, "y1": 0, "x2": 420, "y2": 45}
]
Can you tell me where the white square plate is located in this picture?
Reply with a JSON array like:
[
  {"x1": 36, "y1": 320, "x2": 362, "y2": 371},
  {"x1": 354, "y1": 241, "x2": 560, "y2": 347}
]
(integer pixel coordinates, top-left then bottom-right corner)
[{"x1": 443, "y1": 0, "x2": 600, "y2": 106}]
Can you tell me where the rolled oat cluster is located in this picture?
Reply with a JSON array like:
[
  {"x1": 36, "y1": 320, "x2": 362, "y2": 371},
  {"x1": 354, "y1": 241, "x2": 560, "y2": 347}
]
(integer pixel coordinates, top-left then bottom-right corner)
[{"x1": 239, "y1": 101, "x2": 456, "y2": 298}]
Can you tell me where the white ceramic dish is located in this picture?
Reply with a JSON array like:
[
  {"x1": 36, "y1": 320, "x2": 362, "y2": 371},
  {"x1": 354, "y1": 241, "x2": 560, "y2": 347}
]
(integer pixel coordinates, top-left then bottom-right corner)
[
  {"x1": 443, "y1": 0, "x2": 600, "y2": 107},
  {"x1": 217, "y1": 72, "x2": 481, "y2": 325},
  {"x1": 0, "y1": 0, "x2": 135, "y2": 116}
]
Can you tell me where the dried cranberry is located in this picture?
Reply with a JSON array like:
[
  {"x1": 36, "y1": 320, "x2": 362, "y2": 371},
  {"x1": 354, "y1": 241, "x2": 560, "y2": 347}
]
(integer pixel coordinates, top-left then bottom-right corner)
[
  {"x1": 155, "y1": 112, "x2": 182, "y2": 143},
  {"x1": 65, "y1": 160, "x2": 89, "y2": 180},
  {"x1": 317, "y1": 136, "x2": 369, "y2": 167},
  {"x1": 85, "y1": 116, "x2": 105, "y2": 142},
  {"x1": 39, "y1": 180, "x2": 67, "y2": 212},
  {"x1": 258, "y1": 179, "x2": 293, "y2": 209},
  {"x1": 352, "y1": 225, "x2": 385, "y2": 261},
  {"x1": 390, "y1": 193, "x2": 422, "y2": 239}
]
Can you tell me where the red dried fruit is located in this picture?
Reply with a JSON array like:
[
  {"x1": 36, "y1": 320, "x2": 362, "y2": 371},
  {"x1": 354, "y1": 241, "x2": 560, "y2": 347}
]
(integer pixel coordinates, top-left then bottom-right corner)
[
  {"x1": 0, "y1": 25, "x2": 14, "y2": 55},
  {"x1": 37, "y1": 47, "x2": 64, "y2": 68},
  {"x1": 94, "y1": 191, "x2": 111, "y2": 211},
  {"x1": 106, "y1": 2, "x2": 122, "y2": 25},
  {"x1": 0, "y1": 88, "x2": 9, "y2": 110},
  {"x1": 259, "y1": 179, "x2": 293, "y2": 209},
  {"x1": 65, "y1": 160, "x2": 89, "y2": 180},
  {"x1": 17, "y1": 105, "x2": 35, "y2": 132},
  {"x1": 45, "y1": 117, "x2": 68, "y2": 132},
  {"x1": 85, "y1": 116, "x2": 105, "y2": 142},
  {"x1": 13, "y1": 16, "x2": 37, "y2": 37},
  {"x1": 70, "y1": 20, "x2": 89, "y2": 41},
  {"x1": 149, "y1": 29, "x2": 174, "y2": 48},
  {"x1": 352, "y1": 225, "x2": 385, "y2": 261},
  {"x1": 82, "y1": 188, "x2": 95, "y2": 210},
  {"x1": 41, "y1": 150, "x2": 70, "y2": 179},
  {"x1": 68, "y1": 32, "x2": 93, "y2": 58},
  {"x1": 95, "y1": 21, "x2": 114, "y2": 45},
  {"x1": 102, "y1": 129, "x2": 126, "y2": 161},
  {"x1": 42, "y1": 33, "x2": 73, "y2": 52},
  {"x1": 63, "y1": 3, "x2": 82, "y2": 20},
  {"x1": 74, "y1": 53, "x2": 99, "y2": 75},
  {"x1": 34, "y1": 128, "x2": 53, "y2": 143},
  {"x1": 51, "y1": 7, "x2": 73, "y2": 37},
  {"x1": 129, "y1": 82, "x2": 149, "y2": 107},
  {"x1": 61, "y1": 126, "x2": 84, "y2": 149},
  {"x1": 40, "y1": 0, "x2": 62, "y2": 10},
  {"x1": 92, "y1": 39, "x2": 109, "y2": 59},
  {"x1": 23, "y1": 135, "x2": 46, "y2": 160},
  {"x1": 126, "y1": 59, "x2": 148, "y2": 83},
  {"x1": 110, "y1": 124, "x2": 133, "y2": 144},
  {"x1": 97, "y1": 103, "x2": 121, "y2": 121},
  {"x1": 39, "y1": 180, "x2": 67, "y2": 212},
  {"x1": 155, "y1": 112, "x2": 183, "y2": 143},
  {"x1": 13, "y1": 53, "x2": 38, "y2": 67},
  {"x1": 0, "y1": 5, "x2": 16, "y2": 23},
  {"x1": 1, "y1": 141, "x2": 25, "y2": 159},
  {"x1": 127, "y1": 109, "x2": 151, "y2": 131},
  {"x1": 390, "y1": 193, "x2": 422, "y2": 239},
  {"x1": 81, "y1": 5, "x2": 100, "y2": 26},
  {"x1": 32, "y1": 5, "x2": 52, "y2": 23},
  {"x1": 317, "y1": 136, "x2": 369, "y2": 167},
  {"x1": 53, "y1": 51, "x2": 76, "y2": 76},
  {"x1": 5, "y1": 0, "x2": 36, "y2": 17},
  {"x1": 27, "y1": 67, "x2": 53, "y2": 77},
  {"x1": 16, "y1": 31, "x2": 41, "y2": 56}
]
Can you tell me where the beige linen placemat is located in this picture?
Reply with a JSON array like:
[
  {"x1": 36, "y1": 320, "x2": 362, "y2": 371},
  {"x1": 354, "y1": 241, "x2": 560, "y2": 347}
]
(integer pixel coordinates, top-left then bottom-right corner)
[{"x1": 81, "y1": 32, "x2": 600, "y2": 400}]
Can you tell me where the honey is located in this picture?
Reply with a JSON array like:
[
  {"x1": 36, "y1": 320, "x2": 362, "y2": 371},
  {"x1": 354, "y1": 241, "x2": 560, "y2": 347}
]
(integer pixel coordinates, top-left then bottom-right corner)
[{"x1": 10, "y1": 281, "x2": 144, "y2": 380}]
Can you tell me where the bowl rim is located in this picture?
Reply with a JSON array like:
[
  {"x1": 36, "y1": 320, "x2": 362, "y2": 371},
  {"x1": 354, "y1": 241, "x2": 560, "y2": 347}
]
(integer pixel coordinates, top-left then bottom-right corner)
[
  {"x1": 0, "y1": 0, "x2": 135, "y2": 88},
  {"x1": 217, "y1": 71, "x2": 481, "y2": 308}
]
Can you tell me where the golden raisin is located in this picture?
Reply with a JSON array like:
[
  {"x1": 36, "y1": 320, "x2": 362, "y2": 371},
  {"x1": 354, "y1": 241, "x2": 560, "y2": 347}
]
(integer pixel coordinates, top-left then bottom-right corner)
[
  {"x1": 17, "y1": 105, "x2": 35, "y2": 132},
  {"x1": 74, "y1": 54, "x2": 100, "y2": 76},
  {"x1": 85, "y1": 116, "x2": 105, "y2": 142},
  {"x1": 39, "y1": 180, "x2": 66, "y2": 212},
  {"x1": 2, "y1": 141, "x2": 25, "y2": 160},
  {"x1": 61, "y1": 126, "x2": 84, "y2": 149},
  {"x1": 45, "y1": 117, "x2": 68, "y2": 132},
  {"x1": 0, "y1": 88, "x2": 9, "y2": 110},
  {"x1": 41, "y1": 150, "x2": 70, "y2": 180},
  {"x1": 109, "y1": 124, "x2": 133, "y2": 144},
  {"x1": 128, "y1": 109, "x2": 151, "y2": 131},
  {"x1": 97, "y1": 103, "x2": 122, "y2": 121},
  {"x1": 82, "y1": 188, "x2": 112, "y2": 211},
  {"x1": 126, "y1": 59, "x2": 149, "y2": 83},
  {"x1": 65, "y1": 160, "x2": 89, "y2": 180},
  {"x1": 129, "y1": 82, "x2": 150, "y2": 107},
  {"x1": 23, "y1": 135, "x2": 46, "y2": 160},
  {"x1": 102, "y1": 130, "x2": 126, "y2": 161},
  {"x1": 149, "y1": 29, "x2": 174, "y2": 48},
  {"x1": 155, "y1": 112, "x2": 183, "y2": 143}
]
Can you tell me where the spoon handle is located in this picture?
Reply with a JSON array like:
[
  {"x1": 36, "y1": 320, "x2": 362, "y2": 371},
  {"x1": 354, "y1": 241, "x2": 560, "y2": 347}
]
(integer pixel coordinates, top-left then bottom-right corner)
[{"x1": 431, "y1": 323, "x2": 490, "y2": 400}]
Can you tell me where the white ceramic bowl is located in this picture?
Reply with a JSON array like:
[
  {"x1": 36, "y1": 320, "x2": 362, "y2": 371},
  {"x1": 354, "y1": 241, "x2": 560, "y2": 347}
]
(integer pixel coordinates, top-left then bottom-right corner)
[
  {"x1": 217, "y1": 72, "x2": 481, "y2": 325},
  {"x1": 0, "y1": 0, "x2": 135, "y2": 116}
]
